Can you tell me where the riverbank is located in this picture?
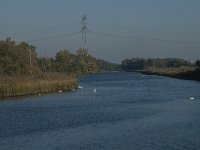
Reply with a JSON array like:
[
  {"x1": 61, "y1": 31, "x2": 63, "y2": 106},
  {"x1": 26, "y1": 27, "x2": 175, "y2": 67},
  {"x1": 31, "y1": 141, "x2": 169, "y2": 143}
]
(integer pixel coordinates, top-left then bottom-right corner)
[
  {"x1": 140, "y1": 67, "x2": 200, "y2": 81},
  {"x1": 0, "y1": 73, "x2": 78, "y2": 99}
]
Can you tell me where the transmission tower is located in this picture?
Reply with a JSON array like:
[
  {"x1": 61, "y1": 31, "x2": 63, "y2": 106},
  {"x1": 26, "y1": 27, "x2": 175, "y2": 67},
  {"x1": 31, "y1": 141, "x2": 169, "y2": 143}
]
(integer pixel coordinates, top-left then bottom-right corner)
[{"x1": 81, "y1": 15, "x2": 88, "y2": 51}]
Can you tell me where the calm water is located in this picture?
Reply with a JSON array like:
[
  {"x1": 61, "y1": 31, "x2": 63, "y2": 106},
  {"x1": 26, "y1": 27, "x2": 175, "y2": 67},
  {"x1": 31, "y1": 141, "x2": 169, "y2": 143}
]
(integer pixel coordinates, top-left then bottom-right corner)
[{"x1": 0, "y1": 72, "x2": 200, "y2": 150}]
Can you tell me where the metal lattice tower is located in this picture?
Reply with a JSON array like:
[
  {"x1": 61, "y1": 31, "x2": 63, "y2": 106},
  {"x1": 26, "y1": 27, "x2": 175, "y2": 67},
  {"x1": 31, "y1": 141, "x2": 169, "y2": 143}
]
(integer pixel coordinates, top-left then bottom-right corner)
[{"x1": 81, "y1": 15, "x2": 88, "y2": 51}]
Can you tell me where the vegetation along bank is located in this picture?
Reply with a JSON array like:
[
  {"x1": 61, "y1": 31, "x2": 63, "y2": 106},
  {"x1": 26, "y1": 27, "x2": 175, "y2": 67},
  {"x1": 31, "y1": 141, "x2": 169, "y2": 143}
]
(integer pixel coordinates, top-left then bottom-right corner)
[
  {"x1": 0, "y1": 38, "x2": 120, "y2": 98},
  {"x1": 121, "y1": 58, "x2": 200, "y2": 81}
]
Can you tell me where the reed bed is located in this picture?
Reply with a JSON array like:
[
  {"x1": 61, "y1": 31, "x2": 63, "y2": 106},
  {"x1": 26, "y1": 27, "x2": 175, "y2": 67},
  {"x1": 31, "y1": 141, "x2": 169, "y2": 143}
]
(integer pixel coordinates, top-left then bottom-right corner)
[
  {"x1": 0, "y1": 73, "x2": 78, "y2": 98},
  {"x1": 141, "y1": 66, "x2": 200, "y2": 81},
  {"x1": 144, "y1": 66, "x2": 196, "y2": 76}
]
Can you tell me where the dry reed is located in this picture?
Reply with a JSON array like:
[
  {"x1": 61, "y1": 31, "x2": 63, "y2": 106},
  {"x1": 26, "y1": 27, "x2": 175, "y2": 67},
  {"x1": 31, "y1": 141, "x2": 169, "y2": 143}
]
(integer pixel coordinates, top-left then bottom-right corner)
[{"x1": 0, "y1": 73, "x2": 78, "y2": 98}]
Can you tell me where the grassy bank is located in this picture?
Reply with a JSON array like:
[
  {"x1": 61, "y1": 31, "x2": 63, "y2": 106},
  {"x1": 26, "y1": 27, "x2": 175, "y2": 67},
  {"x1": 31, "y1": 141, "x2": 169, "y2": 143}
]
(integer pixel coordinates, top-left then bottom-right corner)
[
  {"x1": 0, "y1": 73, "x2": 78, "y2": 98},
  {"x1": 141, "y1": 66, "x2": 200, "y2": 81}
]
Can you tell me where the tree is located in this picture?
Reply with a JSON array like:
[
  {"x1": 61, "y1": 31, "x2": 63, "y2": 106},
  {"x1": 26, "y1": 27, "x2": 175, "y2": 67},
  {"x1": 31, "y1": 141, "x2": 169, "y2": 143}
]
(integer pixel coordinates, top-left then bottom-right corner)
[
  {"x1": 121, "y1": 58, "x2": 145, "y2": 71},
  {"x1": 76, "y1": 48, "x2": 88, "y2": 57},
  {"x1": 196, "y1": 60, "x2": 200, "y2": 68},
  {"x1": 38, "y1": 57, "x2": 53, "y2": 72},
  {"x1": 0, "y1": 38, "x2": 39, "y2": 75},
  {"x1": 0, "y1": 38, "x2": 117, "y2": 76},
  {"x1": 76, "y1": 48, "x2": 99, "y2": 73},
  {"x1": 121, "y1": 57, "x2": 192, "y2": 72},
  {"x1": 55, "y1": 50, "x2": 76, "y2": 73},
  {"x1": 0, "y1": 38, "x2": 16, "y2": 74}
]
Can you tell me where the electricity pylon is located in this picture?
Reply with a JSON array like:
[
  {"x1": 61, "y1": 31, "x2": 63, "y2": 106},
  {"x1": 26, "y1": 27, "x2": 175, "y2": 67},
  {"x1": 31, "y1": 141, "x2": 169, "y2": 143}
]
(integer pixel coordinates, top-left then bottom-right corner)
[{"x1": 81, "y1": 15, "x2": 88, "y2": 51}]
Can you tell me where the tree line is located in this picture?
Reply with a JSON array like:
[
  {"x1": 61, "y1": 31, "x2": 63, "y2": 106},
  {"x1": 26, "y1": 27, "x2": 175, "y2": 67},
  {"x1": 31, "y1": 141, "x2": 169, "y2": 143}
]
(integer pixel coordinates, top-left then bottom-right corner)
[
  {"x1": 1, "y1": 38, "x2": 198, "y2": 76},
  {"x1": 0, "y1": 38, "x2": 119, "y2": 76},
  {"x1": 121, "y1": 57, "x2": 194, "y2": 71}
]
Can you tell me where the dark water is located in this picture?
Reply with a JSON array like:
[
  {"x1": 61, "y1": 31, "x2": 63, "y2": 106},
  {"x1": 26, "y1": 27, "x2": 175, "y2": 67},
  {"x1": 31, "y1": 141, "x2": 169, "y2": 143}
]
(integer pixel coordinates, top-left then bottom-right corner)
[{"x1": 0, "y1": 72, "x2": 200, "y2": 150}]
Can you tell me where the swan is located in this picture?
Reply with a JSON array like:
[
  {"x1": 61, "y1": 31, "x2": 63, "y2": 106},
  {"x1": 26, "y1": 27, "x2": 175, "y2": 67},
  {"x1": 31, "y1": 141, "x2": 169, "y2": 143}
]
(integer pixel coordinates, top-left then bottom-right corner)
[{"x1": 78, "y1": 86, "x2": 83, "y2": 90}]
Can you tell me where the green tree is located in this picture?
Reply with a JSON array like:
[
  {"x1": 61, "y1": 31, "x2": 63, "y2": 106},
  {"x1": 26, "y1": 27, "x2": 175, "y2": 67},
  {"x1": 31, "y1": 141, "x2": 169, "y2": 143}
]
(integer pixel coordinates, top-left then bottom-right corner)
[
  {"x1": 0, "y1": 38, "x2": 16, "y2": 74},
  {"x1": 55, "y1": 49, "x2": 76, "y2": 73},
  {"x1": 38, "y1": 57, "x2": 54, "y2": 72},
  {"x1": 196, "y1": 60, "x2": 200, "y2": 68},
  {"x1": 0, "y1": 38, "x2": 39, "y2": 75},
  {"x1": 121, "y1": 58, "x2": 145, "y2": 71}
]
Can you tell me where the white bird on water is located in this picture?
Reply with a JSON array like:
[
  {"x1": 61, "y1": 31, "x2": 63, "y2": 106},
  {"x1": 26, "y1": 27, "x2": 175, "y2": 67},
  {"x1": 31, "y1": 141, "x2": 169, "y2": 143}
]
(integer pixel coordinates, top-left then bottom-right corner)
[
  {"x1": 78, "y1": 86, "x2": 83, "y2": 90},
  {"x1": 189, "y1": 97, "x2": 195, "y2": 100},
  {"x1": 94, "y1": 88, "x2": 97, "y2": 93}
]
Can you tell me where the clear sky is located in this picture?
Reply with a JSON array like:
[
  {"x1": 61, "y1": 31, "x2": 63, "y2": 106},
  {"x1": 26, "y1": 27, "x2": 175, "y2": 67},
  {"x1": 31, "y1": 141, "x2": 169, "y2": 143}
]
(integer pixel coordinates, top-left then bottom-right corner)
[{"x1": 0, "y1": 0, "x2": 200, "y2": 63}]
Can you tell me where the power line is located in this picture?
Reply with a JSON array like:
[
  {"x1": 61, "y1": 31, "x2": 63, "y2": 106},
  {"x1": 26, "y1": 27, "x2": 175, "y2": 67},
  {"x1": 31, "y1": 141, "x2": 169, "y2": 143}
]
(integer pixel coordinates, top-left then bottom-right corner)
[
  {"x1": 90, "y1": 21, "x2": 135, "y2": 30},
  {"x1": 2, "y1": 22, "x2": 81, "y2": 37},
  {"x1": 90, "y1": 21, "x2": 200, "y2": 35},
  {"x1": 26, "y1": 31, "x2": 80, "y2": 42},
  {"x1": 3, "y1": 17, "x2": 198, "y2": 46},
  {"x1": 90, "y1": 31, "x2": 139, "y2": 40},
  {"x1": 90, "y1": 30, "x2": 200, "y2": 45}
]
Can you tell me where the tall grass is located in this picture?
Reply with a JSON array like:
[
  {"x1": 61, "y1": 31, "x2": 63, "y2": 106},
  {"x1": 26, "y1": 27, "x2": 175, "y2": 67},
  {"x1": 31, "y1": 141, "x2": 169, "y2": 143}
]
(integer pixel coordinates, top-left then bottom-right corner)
[
  {"x1": 141, "y1": 66, "x2": 200, "y2": 81},
  {"x1": 145, "y1": 66, "x2": 196, "y2": 76},
  {"x1": 0, "y1": 73, "x2": 78, "y2": 98}
]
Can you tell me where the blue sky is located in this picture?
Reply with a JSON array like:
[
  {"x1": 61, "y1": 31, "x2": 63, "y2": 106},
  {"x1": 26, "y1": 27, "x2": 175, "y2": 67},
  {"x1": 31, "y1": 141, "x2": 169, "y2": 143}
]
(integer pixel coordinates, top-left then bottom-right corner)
[{"x1": 0, "y1": 0, "x2": 200, "y2": 63}]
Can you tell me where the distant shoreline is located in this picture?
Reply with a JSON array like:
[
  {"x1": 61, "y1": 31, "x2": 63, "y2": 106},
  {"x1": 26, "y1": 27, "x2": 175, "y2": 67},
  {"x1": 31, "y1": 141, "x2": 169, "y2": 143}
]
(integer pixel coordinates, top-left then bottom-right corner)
[{"x1": 139, "y1": 67, "x2": 200, "y2": 81}]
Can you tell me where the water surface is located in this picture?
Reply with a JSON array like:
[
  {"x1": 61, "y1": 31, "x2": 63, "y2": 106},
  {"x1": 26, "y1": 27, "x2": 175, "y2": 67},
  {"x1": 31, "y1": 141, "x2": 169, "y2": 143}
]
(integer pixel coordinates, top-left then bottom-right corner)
[{"x1": 0, "y1": 72, "x2": 200, "y2": 150}]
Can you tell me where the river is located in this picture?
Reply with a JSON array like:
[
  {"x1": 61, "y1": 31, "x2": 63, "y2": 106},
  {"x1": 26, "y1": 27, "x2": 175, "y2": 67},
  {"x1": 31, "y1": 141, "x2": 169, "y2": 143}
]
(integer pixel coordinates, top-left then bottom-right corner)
[{"x1": 0, "y1": 72, "x2": 200, "y2": 150}]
